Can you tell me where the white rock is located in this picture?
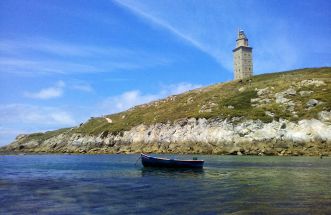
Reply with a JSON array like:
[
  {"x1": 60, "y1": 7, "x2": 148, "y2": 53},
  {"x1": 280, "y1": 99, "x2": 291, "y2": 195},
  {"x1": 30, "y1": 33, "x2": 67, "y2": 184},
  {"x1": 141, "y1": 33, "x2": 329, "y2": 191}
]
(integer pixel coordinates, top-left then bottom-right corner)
[
  {"x1": 306, "y1": 99, "x2": 319, "y2": 107},
  {"x1": 105, "y1": 117, "x2": 113, "y2": 123},
  {"x1": 319, "y1": 111, "x2": 331, "y2": 122},
  {"x1": 284, "y1": 88, "x2": 296, "y2": 96},
  {"x1": 265, "y1": 111, "x2": 275, "y2": 117},
  {"x1": 256, "y1": 87, "x2": 271, "y2": 96},
  {"x1": 299, "y1": 91, "x2": 313, "y2": 96},
  {"x1": 299, "y1": 79, "x2": 326, "y2": 87},
  {"x1": 275, "y1": 95, "x2": 290, "y2": 104}
]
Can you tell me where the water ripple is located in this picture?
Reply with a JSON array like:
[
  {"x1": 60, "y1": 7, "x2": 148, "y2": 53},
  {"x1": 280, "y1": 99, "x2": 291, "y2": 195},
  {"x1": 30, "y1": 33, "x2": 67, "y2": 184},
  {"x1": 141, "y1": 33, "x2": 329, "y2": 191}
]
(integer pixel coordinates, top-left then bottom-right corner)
[{"x1": 0, "y1": 154, "x2": 330, "y2": 214}]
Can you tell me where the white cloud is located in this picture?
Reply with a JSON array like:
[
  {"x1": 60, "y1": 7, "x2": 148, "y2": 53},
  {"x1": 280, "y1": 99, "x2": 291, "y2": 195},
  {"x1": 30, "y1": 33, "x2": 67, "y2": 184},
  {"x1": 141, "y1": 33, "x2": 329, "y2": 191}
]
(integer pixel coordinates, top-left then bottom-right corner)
[
  {"x1": 0, "y1": 103, "x2": 76, "y2": 126},
  {"x1": 49, "y1": 111, "x2": 76, "y2": 125},
  {"x1": 0, "y1": 39, "x2": 173, "y2": 76},
  {"x1": 0, "y1": 57, "x2": 102, "y2": 75},
  {"x1": 114, "y1": 1, "x2": 203, "y2": 50},
  {"x1": 100, "y1": 90, "x2": 158, "y2": 113},
  {"x1": 113, "y1": 0, "x2": 228, "y2": 67},
  {"x1": 99, "y1": 82, "x2": 202, "y2": 114},
  {"x1": 24, "y1": 81, "x2": 65, "y2": 99},
  {"x1": 71, "y1": 83, "x2": 93, "y2": 92},
  {"x1": 161, "y1": 82, "x2": 202, "y2": 95},
  {"x1": 0, "y1": 38, "x2": 130, "y2": 57},
  {"x1": 0, "y1": 104, "x2": 77, "y2": 146}
]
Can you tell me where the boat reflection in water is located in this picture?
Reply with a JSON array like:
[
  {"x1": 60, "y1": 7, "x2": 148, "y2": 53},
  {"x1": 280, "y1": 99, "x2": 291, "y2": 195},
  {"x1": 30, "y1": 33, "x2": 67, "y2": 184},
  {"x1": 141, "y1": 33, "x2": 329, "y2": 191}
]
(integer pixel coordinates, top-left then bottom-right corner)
[{"x1": 141, "y1": 166, "x2": 204, "y2": 178}]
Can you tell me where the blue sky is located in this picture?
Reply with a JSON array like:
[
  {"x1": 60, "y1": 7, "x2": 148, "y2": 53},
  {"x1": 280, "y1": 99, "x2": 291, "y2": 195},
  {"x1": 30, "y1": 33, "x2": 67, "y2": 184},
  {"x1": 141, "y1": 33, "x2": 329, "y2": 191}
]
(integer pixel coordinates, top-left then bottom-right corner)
[{"x1": 0, "y1": 0, "x2": 330, "y2": 146}]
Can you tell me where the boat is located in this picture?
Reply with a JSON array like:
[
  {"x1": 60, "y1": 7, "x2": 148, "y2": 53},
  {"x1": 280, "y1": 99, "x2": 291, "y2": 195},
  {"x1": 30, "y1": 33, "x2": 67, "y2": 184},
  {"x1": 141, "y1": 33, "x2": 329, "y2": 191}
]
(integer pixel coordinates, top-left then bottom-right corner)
[{"x1": 140, "y1": 153, "x2": 204, "y2": 168}]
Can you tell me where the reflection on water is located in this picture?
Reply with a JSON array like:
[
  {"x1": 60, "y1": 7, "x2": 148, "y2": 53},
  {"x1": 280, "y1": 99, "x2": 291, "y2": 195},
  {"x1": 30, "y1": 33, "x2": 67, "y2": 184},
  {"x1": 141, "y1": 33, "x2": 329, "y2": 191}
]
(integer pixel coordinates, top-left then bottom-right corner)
[
  {"x1": 141, "y1": 167, "x2": 204, "y2": 178},
  {"x1": 0, "y1": 154, "x2": 330, "y2": 214}
]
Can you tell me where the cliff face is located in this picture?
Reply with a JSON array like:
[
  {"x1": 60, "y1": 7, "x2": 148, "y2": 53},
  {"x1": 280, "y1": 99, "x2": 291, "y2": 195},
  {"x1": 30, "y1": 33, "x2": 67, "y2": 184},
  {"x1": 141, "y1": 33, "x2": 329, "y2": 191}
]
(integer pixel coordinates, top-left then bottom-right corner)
[
  {"x1": 1, "y1": 67, "x2": 331, "y2": 155},
  {"x1": 3, "y1": 114, "x2": 331, "y2": 156}
]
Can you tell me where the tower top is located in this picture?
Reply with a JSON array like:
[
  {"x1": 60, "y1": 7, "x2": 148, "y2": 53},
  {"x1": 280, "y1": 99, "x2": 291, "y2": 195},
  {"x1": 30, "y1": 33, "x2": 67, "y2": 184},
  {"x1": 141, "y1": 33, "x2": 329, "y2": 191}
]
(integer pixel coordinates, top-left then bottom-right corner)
[
  {"x1": 236, "y1": 30, "x2": 249, "y2": 47},
  {"x1": 237, "y1": 30, "x2": 247, "y2": 40}
]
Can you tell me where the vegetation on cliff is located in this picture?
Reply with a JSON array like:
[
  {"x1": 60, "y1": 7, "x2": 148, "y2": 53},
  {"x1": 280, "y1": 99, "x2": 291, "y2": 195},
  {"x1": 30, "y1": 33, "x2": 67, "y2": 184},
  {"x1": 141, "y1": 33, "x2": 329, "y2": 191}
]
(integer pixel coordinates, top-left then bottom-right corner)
[{"x1": 76, "y1": 67, "x2": 331, "y2": 134}]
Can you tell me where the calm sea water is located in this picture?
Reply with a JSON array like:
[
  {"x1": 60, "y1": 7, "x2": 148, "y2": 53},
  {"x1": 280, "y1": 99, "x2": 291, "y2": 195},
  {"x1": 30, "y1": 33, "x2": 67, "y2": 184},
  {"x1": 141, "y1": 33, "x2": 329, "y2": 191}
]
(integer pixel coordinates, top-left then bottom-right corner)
[{"x1": 0, "y1": 154, "x2": 330, "y2": 215}]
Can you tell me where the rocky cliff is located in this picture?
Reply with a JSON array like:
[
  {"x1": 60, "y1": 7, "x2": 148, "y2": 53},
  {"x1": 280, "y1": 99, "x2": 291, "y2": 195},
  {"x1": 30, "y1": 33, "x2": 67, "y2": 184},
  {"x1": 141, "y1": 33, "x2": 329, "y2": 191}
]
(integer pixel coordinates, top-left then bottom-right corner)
[{"x1": 1, "y1": 67, "x2": 331, "y2": 155}]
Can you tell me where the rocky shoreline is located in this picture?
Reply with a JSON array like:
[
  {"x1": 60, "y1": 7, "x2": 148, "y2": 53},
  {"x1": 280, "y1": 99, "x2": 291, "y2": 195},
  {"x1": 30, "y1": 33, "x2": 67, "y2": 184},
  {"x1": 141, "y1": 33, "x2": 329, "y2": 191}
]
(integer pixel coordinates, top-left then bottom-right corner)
[{"x1": 2, "y1": 113, "x2": 331, "y2": 156}]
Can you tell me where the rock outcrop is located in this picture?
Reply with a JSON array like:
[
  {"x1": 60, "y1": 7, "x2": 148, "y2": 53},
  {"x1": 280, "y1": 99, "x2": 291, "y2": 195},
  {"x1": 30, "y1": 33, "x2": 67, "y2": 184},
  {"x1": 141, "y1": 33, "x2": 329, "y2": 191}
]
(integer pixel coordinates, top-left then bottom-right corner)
[{"x1": 2, "y1": 114, "x2": 331, "y2": 156}]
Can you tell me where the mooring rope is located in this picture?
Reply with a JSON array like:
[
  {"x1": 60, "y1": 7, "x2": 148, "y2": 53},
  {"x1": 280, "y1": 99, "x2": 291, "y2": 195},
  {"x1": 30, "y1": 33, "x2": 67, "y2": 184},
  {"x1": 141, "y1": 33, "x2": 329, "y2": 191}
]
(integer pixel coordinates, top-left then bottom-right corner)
[{"x1": 134, "y1": 155, "x2": 141, "y2": 166}]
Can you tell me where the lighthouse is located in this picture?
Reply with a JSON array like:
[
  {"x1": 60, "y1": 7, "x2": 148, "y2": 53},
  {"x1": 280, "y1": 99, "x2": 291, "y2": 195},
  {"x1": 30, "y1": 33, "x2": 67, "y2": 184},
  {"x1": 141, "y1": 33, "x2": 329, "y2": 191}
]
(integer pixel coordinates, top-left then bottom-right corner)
[{"x1": 233, "y1": 30, "x2": 253, "y2": 80}]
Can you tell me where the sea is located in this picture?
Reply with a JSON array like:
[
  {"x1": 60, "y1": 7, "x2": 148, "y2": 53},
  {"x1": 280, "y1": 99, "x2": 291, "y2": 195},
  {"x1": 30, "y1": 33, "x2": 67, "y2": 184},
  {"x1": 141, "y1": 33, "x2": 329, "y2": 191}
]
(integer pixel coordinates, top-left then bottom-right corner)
[{"x1": 0, "y1": 154, "x2": 330, "y2": 215}]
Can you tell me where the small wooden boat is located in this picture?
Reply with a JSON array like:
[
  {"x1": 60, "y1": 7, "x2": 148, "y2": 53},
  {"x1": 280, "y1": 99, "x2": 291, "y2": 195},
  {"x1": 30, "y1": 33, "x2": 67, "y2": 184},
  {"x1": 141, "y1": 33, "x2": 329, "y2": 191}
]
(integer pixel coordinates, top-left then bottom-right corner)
[{"x1": 141, "y1": 153, "x2": 204, "y2": 168}]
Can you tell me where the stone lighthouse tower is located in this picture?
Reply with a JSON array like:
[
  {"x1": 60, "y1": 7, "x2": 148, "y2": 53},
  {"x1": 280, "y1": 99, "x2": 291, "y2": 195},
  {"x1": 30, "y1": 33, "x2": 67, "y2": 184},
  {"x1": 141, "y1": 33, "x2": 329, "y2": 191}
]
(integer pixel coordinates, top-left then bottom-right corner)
[{"x1": 233, "y1": 30, "x2": 253, "y2": 80}]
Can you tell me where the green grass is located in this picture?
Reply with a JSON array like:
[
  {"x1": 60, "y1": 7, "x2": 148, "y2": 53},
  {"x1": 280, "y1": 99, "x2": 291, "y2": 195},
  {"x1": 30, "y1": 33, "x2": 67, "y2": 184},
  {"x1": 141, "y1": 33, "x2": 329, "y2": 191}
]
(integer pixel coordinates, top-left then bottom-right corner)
[
  {"x1": 20, "y1": 67, "x2": 331, "y2": 141},
  {"x1": 222, "y1": 90, "x2": 257, "y2": 109}
]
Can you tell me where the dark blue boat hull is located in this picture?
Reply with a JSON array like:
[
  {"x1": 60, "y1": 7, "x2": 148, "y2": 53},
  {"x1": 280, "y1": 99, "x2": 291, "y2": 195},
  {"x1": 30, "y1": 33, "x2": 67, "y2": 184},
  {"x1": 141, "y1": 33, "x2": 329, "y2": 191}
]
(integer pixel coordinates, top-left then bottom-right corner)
[{"x1": 141, "y1": 154, "x2": 204, "y2": 168}]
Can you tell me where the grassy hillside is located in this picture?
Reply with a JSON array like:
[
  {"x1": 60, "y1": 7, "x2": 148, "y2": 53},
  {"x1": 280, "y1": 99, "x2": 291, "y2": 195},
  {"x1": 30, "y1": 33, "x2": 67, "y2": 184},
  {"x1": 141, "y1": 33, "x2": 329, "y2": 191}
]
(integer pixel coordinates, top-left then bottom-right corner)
[
  {"x1": 74, "y1": 67, "x2": 331, "y2": 135},
  {"x1": 16, "y1": 67, "x2": 331, "y2": 140}
]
